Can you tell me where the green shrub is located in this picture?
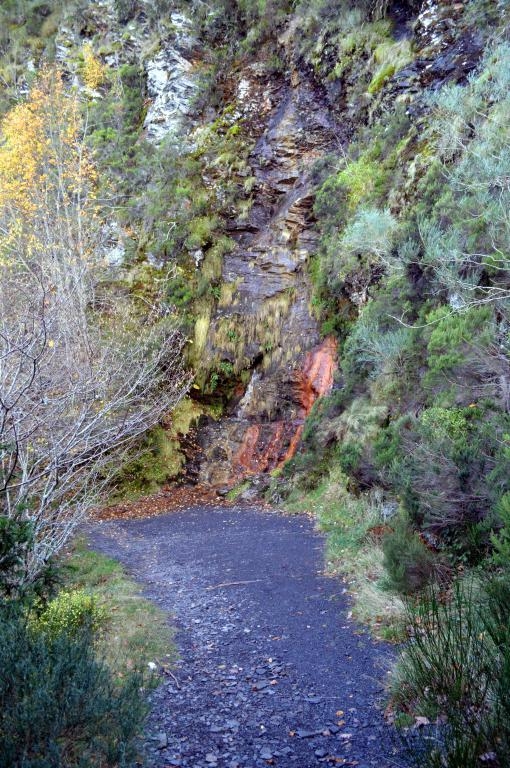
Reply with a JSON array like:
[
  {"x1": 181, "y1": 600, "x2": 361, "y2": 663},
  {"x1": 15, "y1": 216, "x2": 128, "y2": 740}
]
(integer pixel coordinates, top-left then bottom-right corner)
[
  {"x1": 395, "y1": 578, "x2": 510, "y2": 767},
  {"x1": 424, "y1": 305, "x2": 495, "y2": 388},
  {"x1": 283, "y1": 449, "x2": 331, "y2": 491},
  {"x1": 490, "y1": 492, "x2": 510, "y2": 568},
  {"x1": 343, "y1": 313, "x2": 412, "y2": 382},
  {"x1": 32, "y1": 589, "x2": 107, "y2": 641},
  {"x1": 336, "y1": 157, "x2": 387, "y2": 211},
  {"x1": 421, "y1": 44, "x2": 510, "y2": 311},
  {"x1": 382, "y1": 520, "x2": 436, "y2": 594},
  {"x1": 335, "y1": 441, "x2": 363, "y2": 475},
  {"x1": 0, "y1": 517, "x2": 34, "y2": 596},
  {"x1": 374, "y1": 407, "x2": 509, "y2": 555},
  {"x1": 372, "y1": 416, "x2": 407, "y2": 470},
  {"x1": 0, "y1": 602, "x2": 147, "y2": 768}
]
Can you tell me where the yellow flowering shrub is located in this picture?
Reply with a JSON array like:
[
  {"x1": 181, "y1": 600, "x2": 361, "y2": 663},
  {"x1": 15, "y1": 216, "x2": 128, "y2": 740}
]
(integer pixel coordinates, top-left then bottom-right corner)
[{"x1": 33, "y1": 589, "x2": 107, "y2": 640}]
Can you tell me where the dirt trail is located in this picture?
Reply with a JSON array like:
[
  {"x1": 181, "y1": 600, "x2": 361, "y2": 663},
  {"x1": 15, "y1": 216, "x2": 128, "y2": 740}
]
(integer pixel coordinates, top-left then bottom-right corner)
[{"x1": 90, "y1": 503, "x2": 407, "y2": 768}]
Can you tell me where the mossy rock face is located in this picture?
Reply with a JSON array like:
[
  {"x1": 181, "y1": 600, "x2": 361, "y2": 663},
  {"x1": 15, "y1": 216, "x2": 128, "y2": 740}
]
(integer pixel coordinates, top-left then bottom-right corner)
[
  {"x1": 193, "y1": 308, "x2": 212, "y2": 363},
  {"x1": 110, "y1": 426, "x2": 183, "y2": 500},
  {"x1": 110, "y1": 398, "x2": 204, "y2": 501}
]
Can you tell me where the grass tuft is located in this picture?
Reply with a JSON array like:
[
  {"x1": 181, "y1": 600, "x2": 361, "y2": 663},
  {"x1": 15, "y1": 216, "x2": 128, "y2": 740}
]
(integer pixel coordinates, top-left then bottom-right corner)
[
  {"x1": 285, "y1": 467, "x2": 405, "y2": 640},
  {"x1": 62, "y1": 537, "x2": 176, "y2": 674}
]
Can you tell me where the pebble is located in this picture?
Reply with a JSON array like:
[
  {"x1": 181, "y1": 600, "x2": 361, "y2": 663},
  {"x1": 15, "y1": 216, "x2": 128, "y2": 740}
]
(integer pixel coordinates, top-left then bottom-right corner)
[{"x1": 156, "y1": 732, "x2": 168, "y2": 749}]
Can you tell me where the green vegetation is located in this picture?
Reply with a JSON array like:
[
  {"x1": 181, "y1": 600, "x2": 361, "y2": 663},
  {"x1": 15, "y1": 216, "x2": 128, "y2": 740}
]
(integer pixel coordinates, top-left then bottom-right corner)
[
  {"x1": 0, "y1": 603, "x2": 147, "y2": 768},
  {"x1": 393, "y1": 578, "x2": 510, "y2": 768},
  {"x1": 275, "y1": 8, "x2": 510, "y2": 766},
  {"x1": 0, "y1": 535, "x2": 173, "y2": 768},
  {"x1": 62, "y1": 538, "x2": 175, "y2": 671}
]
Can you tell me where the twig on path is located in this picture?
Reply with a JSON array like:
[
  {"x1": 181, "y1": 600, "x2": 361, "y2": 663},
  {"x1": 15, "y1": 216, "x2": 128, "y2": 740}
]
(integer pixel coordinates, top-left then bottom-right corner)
[
  {"x1": 205, "y1": 579, "x2": 264, "y2": 590},
  {"x1": 164, "y1": 669, "x2": 181, "y2": 689}
]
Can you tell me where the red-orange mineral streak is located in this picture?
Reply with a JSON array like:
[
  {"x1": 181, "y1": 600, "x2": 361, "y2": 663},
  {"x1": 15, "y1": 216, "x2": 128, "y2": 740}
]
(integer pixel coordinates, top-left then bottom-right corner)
[
  {"x1": 234, "y1": 422, "x2": 287, "y2": 475},
  {"x1": 280, "y1": 336, "x2": 337, "y2": 464},
  {"x1": 297, "y1": 336, "x2": 337, "y2": 413},
  {"x1": 281, "y1": 425, "x2": 305, "y2": 465},
  {"x1": 232, "y1": 338, "x2": 337, "y2": 479},
  {"x1": 235, "y1": 424, "x2": 262, "y2": 474}
]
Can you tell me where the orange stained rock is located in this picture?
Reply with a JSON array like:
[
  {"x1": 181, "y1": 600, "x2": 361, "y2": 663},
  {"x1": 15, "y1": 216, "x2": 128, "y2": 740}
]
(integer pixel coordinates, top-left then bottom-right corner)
[
  {"x1": 231, "y1": 338, "x2": 337, "y2": 480},
  {"x1": 233, "y1": 422, "x2": 288, "y2": 477},
  {"x1": 279, "y1": 337, "x2": 337, "y2": 466},
  {"x1": 296, "y1": 336, "x2": 337, "y2": 415},
  {"x1": 234, "y1": 424, "x2": 261, "y2": 475},
  {"x1": 281, "y1": 424, "x2": 304, "y2": 464}
]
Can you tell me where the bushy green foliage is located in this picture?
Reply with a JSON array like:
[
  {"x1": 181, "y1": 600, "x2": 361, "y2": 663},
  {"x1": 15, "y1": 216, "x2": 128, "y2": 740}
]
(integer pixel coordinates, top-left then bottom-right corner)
[
  {"x1": 0, "y1": 517, "x2": 34, "y2": 596},
  {"x1": 341, "y1": 207, "x2": 398, "y2": 264},
  {"x1": 32, "y1": 589, "x2": 107, "y2": 640},
  {"x1": 283, "y1": 446, "x2": 334, "y2": 491},
  {"x1": 490, "y1": 492, "x2": 510, "y2": 568},
  {"x1": 382, "y1": 520, "x2": 436, "y2": 594},
  {"x1": 315, "y1": 159, "x2": 387, "y2": 228},
  {"x1": 0, "y1": 601, "x2": 146, "y2": 768},
  {"x1": 395, "y1": 578, "x2": 510, "y2": 767},
  {"x1": 375, "y1": 407, "x2": 509, "y2": 554},
  {"x1": 420, "y1": 44, "x2": 510, "y2": 312},
  {"x1": 335, "y1": 441, "x2": 363, "y2": 475},
  {"x1": 425, "y1": 306, "x2": 494, "y2": 379}
]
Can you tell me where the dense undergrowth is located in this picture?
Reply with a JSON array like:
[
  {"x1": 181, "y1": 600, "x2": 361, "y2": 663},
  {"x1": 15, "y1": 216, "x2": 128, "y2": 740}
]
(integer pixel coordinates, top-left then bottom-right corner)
[
  {"x1": 2, "y1": 0, "x2": 510, "y2": 766},
  {"x1": 0, "y1": 533, "x2": 174, "y2": 768}
]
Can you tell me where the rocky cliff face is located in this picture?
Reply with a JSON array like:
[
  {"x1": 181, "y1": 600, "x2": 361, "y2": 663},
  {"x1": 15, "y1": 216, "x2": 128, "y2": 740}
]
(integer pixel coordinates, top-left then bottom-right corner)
[
  {"x1": 193, "y1": 59, "x2": 340, "y2": 486},
  {"x1": 184, "y1": 0, "x2": 483, "y2": 489},
  {"x1": 143, "y1": 12, "x2": 200, "y2": 141},
  {"x1": 7, "y1": 0, "x2": 487, "y2": 492}
]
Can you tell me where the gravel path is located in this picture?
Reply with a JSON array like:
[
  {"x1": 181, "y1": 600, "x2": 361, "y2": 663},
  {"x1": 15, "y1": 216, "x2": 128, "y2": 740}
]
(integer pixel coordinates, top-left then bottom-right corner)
[{"x1": 90, "y1": 504, "x2": 407, "y2": 768}]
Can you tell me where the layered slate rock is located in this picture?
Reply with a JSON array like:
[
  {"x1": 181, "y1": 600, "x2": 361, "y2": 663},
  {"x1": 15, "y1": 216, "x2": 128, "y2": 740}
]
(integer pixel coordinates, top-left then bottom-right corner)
[{"x1": 195, "y1": 66, "x2": 339, "y2": 486}]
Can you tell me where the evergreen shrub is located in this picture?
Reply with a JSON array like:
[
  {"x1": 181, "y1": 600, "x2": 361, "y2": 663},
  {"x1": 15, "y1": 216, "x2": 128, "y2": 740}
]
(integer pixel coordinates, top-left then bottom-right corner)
[
  {"x1": 0, "y1": 602, "x2": 146, "y2": 768},
  {"x1": 395, "y1": 579, "x2": 510, "y2": 768},
  {"x1": 382, "y1": 520, "x2": 436, "y2": 594}
]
